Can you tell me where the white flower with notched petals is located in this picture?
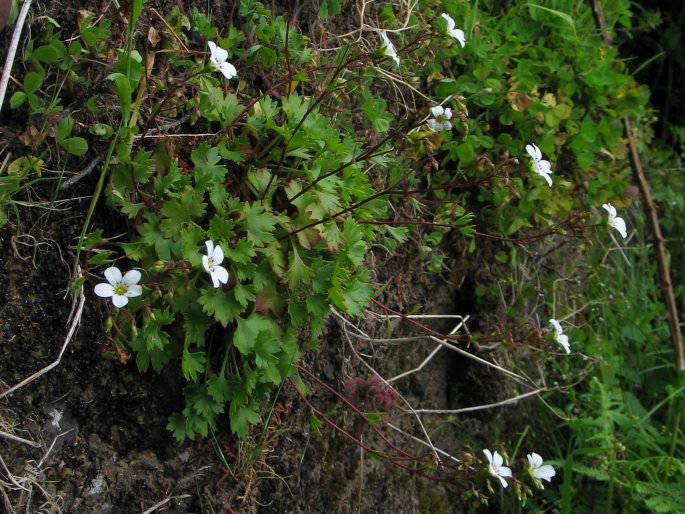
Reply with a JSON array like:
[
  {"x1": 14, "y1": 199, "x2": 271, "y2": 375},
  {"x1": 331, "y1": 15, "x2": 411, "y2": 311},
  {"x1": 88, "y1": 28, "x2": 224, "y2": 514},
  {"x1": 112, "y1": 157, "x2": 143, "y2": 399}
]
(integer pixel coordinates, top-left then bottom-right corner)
[
  {"x1": 549, "y1": 319, "x2": 570, "y2": 354},
  {"x1": 202, "y1": 240, "x2": 229, "y2": 288},
  {"x1": 94, "y1": 267, "x2": 143, "y2": 308},
  {"x1": 440, "y1": 13, "x2": 466, "y2": 47},
  {"x1": 427, "y1": 105, "x2": 453, "y2": 131},
  {"x1": 380, "y1": 31, "x2": 400, "y2": 67},
  {"x1": 525, "y1": 143, "x2": 553, "y2": 187},
  {"x1": 602, "y1": 203, "x2": 627, "y2": 239},
  {"x1": 483, "y1": 449, "x2": 513, "y2": 488},
  {"x1": 527, "y1": 453, "x2": 556, "y2": 488},
  {"x1": 208, "y1": 41, "x2": 238, "y2": 80}
]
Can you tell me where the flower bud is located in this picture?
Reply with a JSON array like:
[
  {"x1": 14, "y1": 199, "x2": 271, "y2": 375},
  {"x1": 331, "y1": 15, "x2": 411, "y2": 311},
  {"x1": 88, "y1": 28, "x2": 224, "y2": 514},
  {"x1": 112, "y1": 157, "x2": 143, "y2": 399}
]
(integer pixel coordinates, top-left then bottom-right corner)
[{"x1": 103, "y1": 316, "x2": 113, "y2": 332}]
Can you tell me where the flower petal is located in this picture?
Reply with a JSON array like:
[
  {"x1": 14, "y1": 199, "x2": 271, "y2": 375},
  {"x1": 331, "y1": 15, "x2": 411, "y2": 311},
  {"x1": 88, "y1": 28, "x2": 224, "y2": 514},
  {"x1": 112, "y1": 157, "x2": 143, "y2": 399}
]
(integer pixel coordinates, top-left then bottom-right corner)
[
  {"x1": 219, "y1": 61, "x2": 237, "y2": 80},
  {"x1": 602, "y1": 203, "x2": 616, "y2": 218},
  {"x1": 202, "y1": 255, "x2": 211, "y2": 273},
  {"x1": 497, "y1": 474, "x2": 509, "y2": 488},
  {"x1": 104, "y1": 266, "x2": 123, "y2": 285},
  {"x1": 112, "y1": 294, "x2": 129, "y2": 308},
  {"x1": 558, "y1": 334, "x2": 571, "y2": 354},
  {"x1": 483, "y1": 449, "x2": 493, "y2": 464},
  {"x1": 427, "y1": 119, "x2": 438, "y2": 130},
  {"x1": 525, "y1": 144, "x2": 537, "y2": 161},
  {"x1": 441, "y1": 13, "x2": 456, "y2": 31},
  {"x1": 498, "y1": 465, "x2": 513, "y2": 479},
  {"x1": 549, "y1": 319, "x2": 563, "y2": 337},
  {"x1": 94, "y1": 283, "x2": 115, "y2": 298},
  {"x1": 122, "y1": 269, "x2": 141, "y2": 286},
  {"x1": 212, "y1": 243, "x2": 225, "y2": 265},
  {"x1": 451, "y1": 29, "x2": 466, "y2": 47},
  {"x1": 492, "y1": 451, "x2": 503, "y2": 468},
  {"x1": 535, "y1": 464, "x2": 556, "y2": 482},
  {"x1": 528, "y1": 452, "x2": 543, "y2": 468},
  {"x1": 431, "y1": 106, "x2": 444, "y2": 118},
  {"x1": 205, "y1": 240, "x2": 214, "y2": 257},
  {"x1": 611, "y1": 216, "x2": 627, "y2": 239},
  {"x1": 125, "y1": 284, "x2": 143, "y2": 297},
  {"x1": 380, "y1": 31, "x2": 399, "y2": 66},
  {"x1": 213, "y1": 265, "x2": 229, "y2": 285},
  {"x1": 210, "y1": 272, "x2": 220, "y2": 289},
  {"x1": 443, "y1": 108, "x2": 453, "y2": 120},
  {"x1": 208, "y1": 41, "x2": 228, "y2": 63}
]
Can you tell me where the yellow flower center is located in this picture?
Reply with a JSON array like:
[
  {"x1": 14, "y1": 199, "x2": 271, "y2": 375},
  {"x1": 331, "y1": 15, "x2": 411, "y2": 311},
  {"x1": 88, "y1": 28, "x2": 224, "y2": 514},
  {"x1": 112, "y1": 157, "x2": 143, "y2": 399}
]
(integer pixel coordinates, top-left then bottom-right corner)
[{"x1": 114, "y1": 283, "x2": 128, "y2": 296}]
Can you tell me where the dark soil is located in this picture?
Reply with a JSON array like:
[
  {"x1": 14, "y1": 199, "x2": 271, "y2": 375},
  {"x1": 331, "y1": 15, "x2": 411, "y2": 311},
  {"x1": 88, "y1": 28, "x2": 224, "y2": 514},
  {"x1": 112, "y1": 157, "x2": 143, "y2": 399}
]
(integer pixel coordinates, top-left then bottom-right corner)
[{"x1": 0, "y1": 3, "x2": 525, "y2": 513}]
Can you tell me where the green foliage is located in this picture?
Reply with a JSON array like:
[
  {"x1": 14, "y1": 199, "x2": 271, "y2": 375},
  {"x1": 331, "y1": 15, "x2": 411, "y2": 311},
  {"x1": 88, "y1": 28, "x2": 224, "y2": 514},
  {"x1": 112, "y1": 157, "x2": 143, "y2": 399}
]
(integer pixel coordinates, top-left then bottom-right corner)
[
  {"x1": 12, "y1": 1, "x2": 678, "y2": 509},
  {"x1": 89, "y1": 4, "x2": 410, "y2": 441}
]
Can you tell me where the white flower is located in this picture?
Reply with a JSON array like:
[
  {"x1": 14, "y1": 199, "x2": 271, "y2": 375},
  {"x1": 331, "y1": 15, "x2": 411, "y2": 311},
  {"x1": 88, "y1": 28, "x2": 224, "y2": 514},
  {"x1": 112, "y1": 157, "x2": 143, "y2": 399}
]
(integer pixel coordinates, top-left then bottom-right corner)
[
  {"x1": 94, "y1": 267, "x2": 143, "y2": 308},
  {"x1": 483, "y1": 449, "x2": 513, "y2": 488},
  {"x1": 527, "y1": 452, "x2": 556, "y2": 488},
  {"x1": 427, "y1": 105, "x2": 453, "y2": 131},
  {"x1": 441, "y1": 13, "x2": 466, "y2": 47},
  {"x1": 525, "y1": 143, "x2": 553, "y2": 187},
  {"x1": 380, "y1": 31, "x2": 400, "y2": 67},
  {"x1": 202, "y1": 240, "x2": 229, "y2": 288},
  {"x1": 602, "y1": 203, "x2": 627, "y2": 239},
  {"x1": 549, "y1": 319, "x2": 570, "y2": 354},
  {"x1": 208, "y1": 41, "x2": 237, "y2": 80}
]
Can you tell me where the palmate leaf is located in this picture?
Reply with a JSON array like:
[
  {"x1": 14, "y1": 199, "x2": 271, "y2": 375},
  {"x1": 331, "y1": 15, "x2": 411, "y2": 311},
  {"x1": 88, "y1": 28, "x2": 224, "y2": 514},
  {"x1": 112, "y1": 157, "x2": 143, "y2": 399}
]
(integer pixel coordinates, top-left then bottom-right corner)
[
  {"x1": 284, "y1": 245, "x2": 314, "y2": 290},
  {"x1": 160, "y1": 189, "x2": 206, "y2": 235},
  {"x1": 226, "y1": 238, "x2": 256, "y2": 264},
  {"x1": 230, "y1": 401, "x2": 260, "y2": 439},
  {"x1": 234, "y1": 310, "x2": 281, "y2": 356},
  {"x1": 182, "y1": 350, "x2": 206, "y2": 381},
  {"x1": 207, "y1": 374, "x2": 234, "y2": 403},
  {"x1": 329, "y1": 268, "x2": 374, "y2": 317},
  {"x1": 239, "y1": 201, "x2": 276, "y2": 245},
  {"x1": 198, "y1": 287, "x2": 242, "y2": 327},
  {"x1": 141, "y1": 216, "x2": 178, "y2": 260},
  {"x1": 342, "y1": 217, "x2": 367, "y2": 266},
  {"x1": 167, "y1": 412, "x2": 195, "y2": 442},
  {"x1": 253, "y1": 331, "x2": 280, "y2": 369},
  {"x1": 191, "y1": 389, "x2": 224, "y2": 420},
  {"x1": 191, "y1": 143, "x2": 228, "y2": 191}
]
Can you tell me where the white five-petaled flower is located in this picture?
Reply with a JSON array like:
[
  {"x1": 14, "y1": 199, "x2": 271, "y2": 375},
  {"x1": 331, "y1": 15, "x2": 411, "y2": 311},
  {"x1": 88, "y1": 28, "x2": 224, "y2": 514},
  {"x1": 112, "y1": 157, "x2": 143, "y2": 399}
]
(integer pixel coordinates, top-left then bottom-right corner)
[
  {"x1": 94, "y1": 267, "x2": 143, "y2": 308},
  {"x1": 440, "y1": 13, "x2": 466, "y2": 47},
  {"x1": 525, "y1": 143, "x2": 553, "y2": 187},
  {"x1": 380, "y1": 31, "x2": 400, "y2": 67},
  {"x1": 483, "y1": 449, "x2": 513, "y2": 488},
  {"x1": 208, "y1": 41, "x2": 238, "y2": 80},
  {"x1": 527, "y1": 453, "x2": 556, "y2": 488},
  {"x1": 549, "y1": 319, "x2": 570, "y2": 354},
  {"x1": 602, "y1": 203, "x2": 627, "y2": 239},
  {"x1": 202, "y1": 240, "x2": 229, "y2": 288},
  {"x1": 427, "y1": 105, "x2": 453, "y2": 131}
]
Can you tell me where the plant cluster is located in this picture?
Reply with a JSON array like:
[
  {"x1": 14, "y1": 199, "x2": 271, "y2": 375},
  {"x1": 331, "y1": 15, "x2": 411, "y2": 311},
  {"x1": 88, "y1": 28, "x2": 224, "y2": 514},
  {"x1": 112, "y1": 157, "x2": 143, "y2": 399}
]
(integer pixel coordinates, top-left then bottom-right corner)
[{"x1": 4, "y1": 0, "x2": 681, "y2": 510}]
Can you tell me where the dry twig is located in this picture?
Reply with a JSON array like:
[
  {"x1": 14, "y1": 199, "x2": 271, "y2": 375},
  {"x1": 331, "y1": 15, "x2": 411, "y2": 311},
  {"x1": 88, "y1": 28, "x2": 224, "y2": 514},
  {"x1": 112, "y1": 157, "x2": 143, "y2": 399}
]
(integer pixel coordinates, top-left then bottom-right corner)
[{"x1": 0, "y1": 0, "x2": 33, "y2": 112}]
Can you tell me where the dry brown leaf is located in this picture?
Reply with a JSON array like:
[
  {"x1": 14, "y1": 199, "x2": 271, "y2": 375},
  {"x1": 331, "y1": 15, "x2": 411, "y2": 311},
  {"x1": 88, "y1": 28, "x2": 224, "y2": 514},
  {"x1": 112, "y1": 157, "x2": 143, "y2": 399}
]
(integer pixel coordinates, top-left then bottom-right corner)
[
  {"x1": 77, "y1": 9, "x2": 95, "y2": 26},
  {"x1": 507, "y1": 91, "x2": 533, "y2": 112},
  {"x1": 147, "y1": 25, "x2": 160, "y2": 47}
]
